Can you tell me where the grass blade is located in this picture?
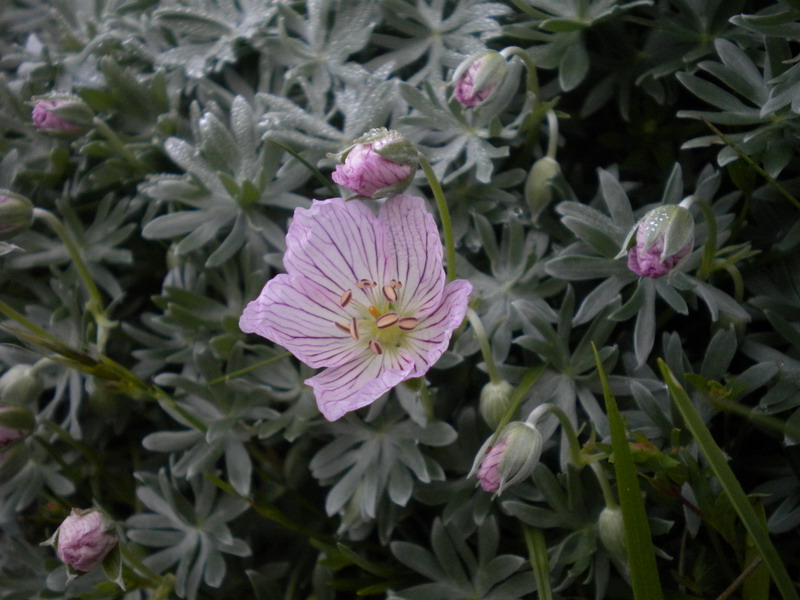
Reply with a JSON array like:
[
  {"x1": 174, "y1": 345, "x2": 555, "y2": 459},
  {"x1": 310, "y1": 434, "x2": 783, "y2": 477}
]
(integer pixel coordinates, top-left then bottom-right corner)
[
  {"x1": 658, "y1": 359, "x2": 799, "y2": 600},
  {"x1": 593, "y1": 344, "x2": 664, "y2": 600}
]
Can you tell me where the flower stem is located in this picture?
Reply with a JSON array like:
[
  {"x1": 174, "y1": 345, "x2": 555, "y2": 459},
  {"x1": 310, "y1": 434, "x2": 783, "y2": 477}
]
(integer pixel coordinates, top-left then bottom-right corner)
[
  {"x1": 490, "y1": 364, "x2": 546, "y2": 444},
  {"x1": 523, "y1": 526, "x2": 553, "y2": 600},
  {"x1": 526, "y1": 403, "x2": 582, "y2": 466},
  {"x1": 694, "y1": 200, "x2": 717, "y2": 280},
  {"x1": 33, "y1": 207, "x2": 114, "y2": 350},
  {"x1": 500, "y1": 46, "x2": 539, "y2": 99},
  {"x1": 419, "y1": 383, "x2": 434, "y2": 421},
  {"x1": 545, "y1": 110, "x2": 559, "y2": 159},
  {"x1": 590, "y1": 461, "x2": 619, "y2": 509},
  {"x1": 419, "y1": 156, "x2": 457, "y2": 282},
  {"x1": 465, "y1": 309, "x2": 500, "y2": 384},
  {"x1": 207, "y1": 351, "x2": 292, "y2": 386}
]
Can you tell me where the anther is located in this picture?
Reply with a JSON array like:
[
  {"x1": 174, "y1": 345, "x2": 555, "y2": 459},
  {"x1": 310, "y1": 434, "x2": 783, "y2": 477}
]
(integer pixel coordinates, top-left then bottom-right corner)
[
  {"x1": 369, "y1": 340, "x2": 383, "y2": 355},
  {"x1": 350, "y1": 317, "x2": 360, "y2": 341},
  {"x1": 339, "y1": 289, "x2": 353, "y2": 307},
  {"x1": 335, "y1": 321, "x2": 351, "y2": 334},
  {"x1": 357, "y1": 279, "x2": 377, "y2": 289},
  {"x1": 376, "y1": 313, "x2": 399, "y2": 329},
  {"x1": 368, "y1": 305, "x2": 381, "y2": 319},
  {"x1": 390, "y1": 279, "x2": 402, "y2": 289},
  {"x1": 382, "y1": 285, "x2": 398, "y2": 303},
  {"x1": 398, "y1": 317, "x2": 419, "y2": 330}
]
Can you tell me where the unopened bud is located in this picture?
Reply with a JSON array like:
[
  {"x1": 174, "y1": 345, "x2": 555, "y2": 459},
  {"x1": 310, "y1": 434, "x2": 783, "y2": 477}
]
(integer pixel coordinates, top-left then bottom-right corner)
[
  {"x1": 45, "y1": 508, "x2": 118, "y2": 573},
  {"x1": 470, "y1": 420, "x2": 543, "y2": 495},
  {"x1": 31, "y1": 95, "x2": 91, "y2": 134},
  {"x1": 0, "y1": 406, "x2": 34, "y2": 450},
  {"x1": 0, "y1": 191, "x2": 34, "y2": 241},
  {"x1": 479, "y1": 380, "x2": 514, "y2": 429},
  {"x1": 331, "y1": 128, "x2": 418, "y2": 199},
  {"x1": 620, "y1": 205, "x2": 694, "y2": 278},
  {"x1": 0, "y1": 364, "x2": 43, "y2": 406},
  {"x1": 525, "y1": 156, "x2": 561, "y2": 223},
  {"x1": 452, "y1": 50, "x2": 509, "y2": 107},
  {"x1": 598, "y1": 505, "x2": 627, "y2": 564}
]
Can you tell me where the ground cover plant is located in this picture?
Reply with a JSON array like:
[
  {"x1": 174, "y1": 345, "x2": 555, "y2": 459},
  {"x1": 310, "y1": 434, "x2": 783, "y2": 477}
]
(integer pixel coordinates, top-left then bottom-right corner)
[{"x1": 2, "y1": 0, "x2": 800, "y2": 598}]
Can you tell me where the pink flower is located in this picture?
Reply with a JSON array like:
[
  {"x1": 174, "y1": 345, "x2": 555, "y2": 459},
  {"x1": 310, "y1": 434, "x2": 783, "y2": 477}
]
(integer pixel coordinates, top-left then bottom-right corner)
[
  {"x1": 453, "y1": 50, "x2": 508, "y2": 107},
  {"x1": 331, "y1": 129, "x2": 417, "y2": 198},
  {"x1": 31, "y1": 99, "x2": 82, "y2": 133},
  {"x1": 53, "y1": 509, "x2": 117, "y2": 572},
  {"x1": 626, "y1": 205, "x2": 694, "y2": 279},
  {"x1": 476, "y1": 440, "x2": 505, "y2": 492},
  {"x1": 240, "y1": 194, "x2": 472, "y2": 421}
]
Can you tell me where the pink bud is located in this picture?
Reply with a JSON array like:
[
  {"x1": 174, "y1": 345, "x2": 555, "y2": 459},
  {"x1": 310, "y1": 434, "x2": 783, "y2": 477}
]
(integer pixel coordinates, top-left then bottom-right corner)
[
  {"x1": 476, "y1": 440, "x2": 506, "y2": 493},
  {"x1": 453, "y1": 50, "x2": 508, "y2": 108},
  {"x1": 331, "y1": 129, "x2": 417, "y2": 198},
  {"x1": 54, "y1": 509, "x2": 117, "y2": 572},
  {"x1": 31, "y1": 100, "x2": 82, "y2": 133},
  {"x1": 0, "y1": 406, "x2": 33, "y2": 450},
  {"x1": 626, "y1": 205, "x2": 694, "y2": 279}
]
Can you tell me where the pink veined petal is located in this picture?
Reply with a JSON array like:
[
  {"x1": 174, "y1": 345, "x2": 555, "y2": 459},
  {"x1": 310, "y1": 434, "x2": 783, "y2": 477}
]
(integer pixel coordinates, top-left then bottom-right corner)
[
  {"x1": 402, "y1": 279, "x2": 472, "y2": 376},
  {"x1": 239, "y1": 274, "x2": 363, "y2": 369},
  {"x1": 306, "y1": 351, "x2": 416, "y2": 421},
  {"x1": 284, "y1": 198, "x2": 387, "y2": 299},
  {"x1": 379, "y1": 195, "x2": 445, "y2": 318}
]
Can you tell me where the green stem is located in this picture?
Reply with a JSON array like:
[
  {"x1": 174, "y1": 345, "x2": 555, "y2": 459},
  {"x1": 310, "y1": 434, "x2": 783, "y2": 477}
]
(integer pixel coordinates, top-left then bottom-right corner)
[
  {"x1": 523, "y1": 526, "x2": 553, "y2": 600},
  {"x1": 419, "y1": 383, "x2": 434, "y2": 421},
  {"x1": 265, "y1": 138, "x2": 339, "y2": 197},
  {"x1": 419, "y1": 156, "x2": 457, "y2": 282},
  {"x1": 693, "y1": 200, "x2": 717, "y2": 280},
  {"x1": 500, "y1": 46, "x2": 539, "y2": 99},
  {"x1": 33, "y1": 207, "x2": 113, "y2": 350},
  {"x1": 490, "y1": 364, "x2": 546, "y2": 444},
  {"x1": 704, "y1": 120, "x2": 800, "y2": 211},
  {"x1": 207, "y1": 351, "x2": 292, "y2": 386},
  {"x1": 723, "y1": 263, "x2": 745, "y2": 304},
  {"x1": 526, "y1": 403, "x2": 581, "y2": 466},
  {"x1": 545, "y1": 110, "x2": 559, "y2": 159},
  {"x1": 93, "y1": 117, "x2": 146, "y2": 171},
  {"x1": 590, "y1": 461, "x2": 618, "y2": 509},
  {"x1": 465, "y1": 309, "x2": 500, "y2": 384}
]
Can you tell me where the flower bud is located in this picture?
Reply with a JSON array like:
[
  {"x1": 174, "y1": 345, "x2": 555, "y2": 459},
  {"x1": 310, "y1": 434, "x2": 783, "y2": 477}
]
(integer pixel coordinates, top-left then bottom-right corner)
[
  {"x1": 47, "y1": 508, "x2": 118, "y2": 573},
  {"x1": 621, "y1": 205, "x2": 694, "y2": 278},
  {"x1": 31, "y1": 95, "x2": 91, "y2": 134},
  {"x1": 0, "y1": 406, "x2": 34, "y2": 450},
  {"x1": 452, "y1": 50, "x2": 508, "y2": 107},
  {"x1": 598, "y1": 505, "x2": 627, "y2": 565},
  {"x1": 525, "y1": 156, "x2": 561, "y2": 223},
  {"x1": 479, "y1": 380, "x2": 514, "y2": 429},
  {"x1": 470, "y1": 421, "x2": 543, "y2": 495},
  {"x1": 0, "y1": 190, "x2": 34, "y2": 241},
  {"x1": 0, "y1": 364, "x2": 43, "y2": 406},
  {"x1": 331, "y1": 128, "x2": 418, "y2": 199}
]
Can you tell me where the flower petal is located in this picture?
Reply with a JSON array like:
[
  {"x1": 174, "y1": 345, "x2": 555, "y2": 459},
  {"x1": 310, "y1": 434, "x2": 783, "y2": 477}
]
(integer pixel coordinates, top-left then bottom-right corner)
[
  {"x1": 306, "y1": 351, "x2": 416, "y2": 421},
  {"x1": 284, "y1": 198, "x2": 386, "y2": 299},
  {"x1": 402, "y1": 279, "x2": 472, "y2": 375},
  {"x1": 239, "y1": 274, "x2": 363, "y2": 368},
  {"x1": 380, "y1": 195, "x2": 445, "y2": 317}
]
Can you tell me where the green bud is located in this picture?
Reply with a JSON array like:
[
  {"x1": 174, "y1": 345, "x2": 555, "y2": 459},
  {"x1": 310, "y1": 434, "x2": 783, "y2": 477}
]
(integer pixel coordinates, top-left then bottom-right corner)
[
  {"x1": 0, "y1": 364, "x2": 43, "y2": 406},
  {"x1": 0, "y1": 443, "x2": 28, "y2": 484},
  {"x1": 0, "y1": 406, "x2": 34, "y2": 449},
  {"x1": 598, "y1": 505, "x2": 627, "y2": 564},
  {"x1": 479, "y1": 380, "x2": 514, "y2": 429},
  {"x1": 525, "y1": 156, "x2": 561, "y2": 223},
  {"x1": 0, "y1": 190, "x2": 34, "y2": 241}
]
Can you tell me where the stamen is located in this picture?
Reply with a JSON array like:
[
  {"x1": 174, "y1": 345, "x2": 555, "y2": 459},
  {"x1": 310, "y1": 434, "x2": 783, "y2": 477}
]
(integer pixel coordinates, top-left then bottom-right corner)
[
  {"x1": 368, "y1": 305, "x2": 381, "y2": 319},
  {"x1": 357, "y1": 279, "x2": 377, "y2": 289},
  {"x1": 390, "y1": 279, "x2": 402, "y2": 289},
  {"x1": 339, "y1": 289, "x2": 353, "y2": 307},
  {"x1": 382, "y1": 285, "x2": 398, "y2": 303},
  {"x1": 350, "y1": 317, "x2": 360, "y2": 340},
  {"x1": 376, "y1": 313, "x2": 399, "y2": 329},
  {"x1": 398, "y1": 317, "x2": 419, "y2": 330},
  {"x1": 335, "y1": 321, "x2": 351, "y2": 334},
  {"x1": 369, "y1": 340, "x2": 383, "y2": 355}
]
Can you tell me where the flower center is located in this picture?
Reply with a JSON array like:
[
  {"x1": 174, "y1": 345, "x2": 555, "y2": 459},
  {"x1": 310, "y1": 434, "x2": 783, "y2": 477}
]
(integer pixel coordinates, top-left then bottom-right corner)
[{"x1": 333, "y1": 278, "x2": 419, "y2": 355}]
